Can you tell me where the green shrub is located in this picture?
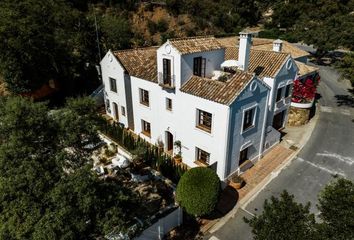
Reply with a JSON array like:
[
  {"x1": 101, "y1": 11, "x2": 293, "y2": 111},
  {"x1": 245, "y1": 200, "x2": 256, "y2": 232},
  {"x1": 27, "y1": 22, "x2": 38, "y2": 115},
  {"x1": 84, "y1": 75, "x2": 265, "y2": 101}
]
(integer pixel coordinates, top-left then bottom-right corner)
[{"x1": 176, "y1": 167, "x2": 220, "y2": 216}]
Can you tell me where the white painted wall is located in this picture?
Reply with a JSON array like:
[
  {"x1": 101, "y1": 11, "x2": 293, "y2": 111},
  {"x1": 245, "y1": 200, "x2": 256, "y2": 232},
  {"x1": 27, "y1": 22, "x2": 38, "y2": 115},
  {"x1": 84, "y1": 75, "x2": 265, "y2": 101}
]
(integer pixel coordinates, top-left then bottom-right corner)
[
  {"x1": 100, "y1": 50, "x2": 129, "y2": 127},
  {"x1": 100, "y1": 44, "x2": 297, "y2": 181}
]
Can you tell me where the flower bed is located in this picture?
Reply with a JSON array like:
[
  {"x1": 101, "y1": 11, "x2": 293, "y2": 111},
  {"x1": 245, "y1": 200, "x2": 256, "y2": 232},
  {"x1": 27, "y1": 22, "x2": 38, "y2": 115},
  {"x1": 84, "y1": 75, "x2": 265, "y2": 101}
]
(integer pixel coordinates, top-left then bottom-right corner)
[{"x1": 292, "y1": 73, "x2": 320, "y2": 104}]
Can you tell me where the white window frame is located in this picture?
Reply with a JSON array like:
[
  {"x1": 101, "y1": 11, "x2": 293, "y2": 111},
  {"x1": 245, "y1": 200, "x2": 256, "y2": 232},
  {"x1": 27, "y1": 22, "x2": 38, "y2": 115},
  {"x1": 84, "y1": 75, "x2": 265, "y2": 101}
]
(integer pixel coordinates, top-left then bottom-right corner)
[
  {"x1": 284, "y1": 84, "x2": 292, "y2": 98},
  {"x1": 275, "y1": 86, "x2": 283, "y2": 102},
  {"x1": 241, "y1": 104, "x2": 258, "y2": 134}
]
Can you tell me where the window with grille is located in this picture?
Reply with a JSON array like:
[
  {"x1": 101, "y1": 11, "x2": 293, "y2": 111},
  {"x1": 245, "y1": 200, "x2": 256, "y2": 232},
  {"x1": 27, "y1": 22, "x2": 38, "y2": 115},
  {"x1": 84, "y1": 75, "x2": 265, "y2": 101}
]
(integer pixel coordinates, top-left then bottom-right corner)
[
  {"x1": 141, "y1": 120, "x2": 151, "y2": 137},
  {"x1": 196, "y1": 147, "x2": 210, "y2": 164},
  {"x1": 109, "y1": 78, "x2": 117, "y2": 93},
  {"x1": 197, "y1": 109, "x2": 212, "y2": 132},
  {"x1": 139, "y1": 89, "x2": 149, "y2": 106}
]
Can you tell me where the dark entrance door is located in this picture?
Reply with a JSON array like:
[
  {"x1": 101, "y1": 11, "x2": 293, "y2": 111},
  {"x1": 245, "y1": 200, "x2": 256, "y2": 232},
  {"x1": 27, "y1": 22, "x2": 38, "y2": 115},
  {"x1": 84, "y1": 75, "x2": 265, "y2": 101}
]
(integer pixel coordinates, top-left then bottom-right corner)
[
  {"x1": 166, "y1": 131, "x2": 173, "y2": 153},
  {"x1": 113, "y1": 102, "x2": 119, "y2": 120},
  {"x1": 239, "y1": 147, "x2": 248, "y2": 167},
  {"x1": 272, "y1": 110, "x2": 285, "y2": 130}
]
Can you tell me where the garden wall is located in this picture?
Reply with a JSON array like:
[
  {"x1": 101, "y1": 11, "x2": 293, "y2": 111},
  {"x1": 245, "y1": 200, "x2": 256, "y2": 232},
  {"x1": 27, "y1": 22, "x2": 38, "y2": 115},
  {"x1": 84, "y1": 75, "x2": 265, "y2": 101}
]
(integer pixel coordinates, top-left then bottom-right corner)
[
  {"x1": 136, "y1": 207, "x2": 183, "y2": 240},
  {"x1": 287, "y1": 106, "x2": 310, "y2": 126}
]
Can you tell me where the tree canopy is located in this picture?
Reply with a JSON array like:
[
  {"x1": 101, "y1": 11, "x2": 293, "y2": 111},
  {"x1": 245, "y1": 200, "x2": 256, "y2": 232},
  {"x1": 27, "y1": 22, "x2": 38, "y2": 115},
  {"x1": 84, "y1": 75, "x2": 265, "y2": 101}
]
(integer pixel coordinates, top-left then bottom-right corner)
[
  {"x1": 245, "y1": 178, "x2": 354, "y2": 240},
  {"x1": 244, "y1": 190, "x2": 318, "y2": 240},
  {"x1": 176, "y1": 167, "x2": 220, "y2": 217},
  {"x1": 0, "y1": 96, "x2": 140, "y2": 239},
  {"x1": 317, "y1": 178, "x2": 354, "y2": 240},
  {"x1": 0, "y1": 0, "x2": 97, "y2": 94},
  {"x1": 264, "y1": 0, "x2": 354, "y2": 52}
]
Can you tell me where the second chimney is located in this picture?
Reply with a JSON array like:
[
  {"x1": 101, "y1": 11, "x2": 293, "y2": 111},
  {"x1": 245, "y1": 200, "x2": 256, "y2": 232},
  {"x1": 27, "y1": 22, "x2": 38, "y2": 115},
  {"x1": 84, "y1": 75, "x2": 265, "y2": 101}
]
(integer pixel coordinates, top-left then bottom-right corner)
[
  {"x1": 238, "y1": 32, "x2": 252, "y2": 71},
  {"x1": 273, "y1": 39, "x2": 283, "y2": 52}
]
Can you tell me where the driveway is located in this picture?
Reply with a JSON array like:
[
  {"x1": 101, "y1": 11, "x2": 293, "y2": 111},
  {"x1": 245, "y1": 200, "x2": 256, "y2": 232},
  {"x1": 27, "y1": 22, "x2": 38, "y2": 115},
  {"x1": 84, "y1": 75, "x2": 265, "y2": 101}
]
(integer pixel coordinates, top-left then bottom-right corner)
[{"x1": 207, "y1": 63, "x2": 354, "y2": 240}]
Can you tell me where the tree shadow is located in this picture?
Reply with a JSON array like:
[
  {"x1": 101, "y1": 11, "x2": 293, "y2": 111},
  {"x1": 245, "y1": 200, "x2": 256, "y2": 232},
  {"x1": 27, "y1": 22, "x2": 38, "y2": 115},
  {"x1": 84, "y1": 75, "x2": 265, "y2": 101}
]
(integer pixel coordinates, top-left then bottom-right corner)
[
  {"x1": 310, "y1": 50, "x2": 345, "y2": 66},
  {"x1": 165, "y1": 213, "x2": 202, "y2": 240},
  {"x1": 335, "y1": 94, "x2": 354, "y2": 107},
  {"x1": 204, "y1": 186, "x2": 239, "y2": 220},
  {"x1": 309, "y1": 93, "x2": 322, "y2": 119}
]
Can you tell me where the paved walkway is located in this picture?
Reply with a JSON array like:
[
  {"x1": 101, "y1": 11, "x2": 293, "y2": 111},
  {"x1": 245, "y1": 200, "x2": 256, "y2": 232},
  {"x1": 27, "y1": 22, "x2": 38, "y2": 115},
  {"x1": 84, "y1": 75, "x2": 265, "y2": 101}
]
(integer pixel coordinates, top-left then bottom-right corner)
[
  {"x1": 201, "y1": 144, "x2": 295, "y2": 234},
  {"x1": 237, "y1": 145, "x2": 294, "y2": 200}
]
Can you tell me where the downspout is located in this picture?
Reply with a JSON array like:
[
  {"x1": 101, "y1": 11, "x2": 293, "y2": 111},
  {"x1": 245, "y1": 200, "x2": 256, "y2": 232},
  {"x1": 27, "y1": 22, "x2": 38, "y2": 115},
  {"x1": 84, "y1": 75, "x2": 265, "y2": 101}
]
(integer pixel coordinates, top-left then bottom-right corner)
[{"x1": 259, "y1": 86, "x2": 270, "y2": 160}]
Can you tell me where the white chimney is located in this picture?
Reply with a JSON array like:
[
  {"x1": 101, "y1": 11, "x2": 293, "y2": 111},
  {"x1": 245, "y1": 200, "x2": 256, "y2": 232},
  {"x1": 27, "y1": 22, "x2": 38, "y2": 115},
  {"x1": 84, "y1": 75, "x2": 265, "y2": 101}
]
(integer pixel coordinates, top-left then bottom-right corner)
[
  {"x1": 238, "y1": 32, "x2": 252, "y2": 71},
  {"x1": 273, "y1": 39, "x2": 283, "y2": 52}
]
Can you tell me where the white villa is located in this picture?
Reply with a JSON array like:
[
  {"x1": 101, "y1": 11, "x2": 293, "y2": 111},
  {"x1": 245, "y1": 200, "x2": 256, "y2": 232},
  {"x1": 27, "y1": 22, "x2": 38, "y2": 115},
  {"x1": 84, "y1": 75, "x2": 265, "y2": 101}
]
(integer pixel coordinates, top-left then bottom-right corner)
[{"x1": 100, "y1": 32, "x2": 300, "y2": 181}]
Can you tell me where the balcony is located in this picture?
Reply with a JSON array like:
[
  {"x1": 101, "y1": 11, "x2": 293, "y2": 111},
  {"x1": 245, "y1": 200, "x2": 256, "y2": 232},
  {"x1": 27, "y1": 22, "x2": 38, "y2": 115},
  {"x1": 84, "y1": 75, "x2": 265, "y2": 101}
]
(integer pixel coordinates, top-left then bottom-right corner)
[
  {"x1": 158, "y1": 72, "x2": 175, "y2": 90},
  {"x1": 275, "y1": 96, "x2": 292, "y2": 111},
  {"x1": 284, "y1": 96, "x2": 292, "y2": 105}
]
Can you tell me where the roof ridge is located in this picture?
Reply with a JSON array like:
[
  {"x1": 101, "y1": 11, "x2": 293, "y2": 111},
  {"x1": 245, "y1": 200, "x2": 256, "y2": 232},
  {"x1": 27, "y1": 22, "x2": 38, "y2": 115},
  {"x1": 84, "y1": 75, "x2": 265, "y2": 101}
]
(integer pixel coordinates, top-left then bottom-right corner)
[
  {"x1": 250, "y1": 48, "x2": 290, "y2": 56},
  {"x1": 169, "y1": 35, "x2": 215, "y2": 42},
  {"x1": 113, "y1": 46, "x2": 159, "y2": 54}
]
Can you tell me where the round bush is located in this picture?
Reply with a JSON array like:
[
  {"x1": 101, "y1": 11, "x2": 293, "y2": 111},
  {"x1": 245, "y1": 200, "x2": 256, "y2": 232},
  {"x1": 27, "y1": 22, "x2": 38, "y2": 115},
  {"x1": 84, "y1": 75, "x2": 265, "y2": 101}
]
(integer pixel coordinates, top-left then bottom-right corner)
[{"x1": 176, "y1": 167, "x2": 221, "y2": 216}]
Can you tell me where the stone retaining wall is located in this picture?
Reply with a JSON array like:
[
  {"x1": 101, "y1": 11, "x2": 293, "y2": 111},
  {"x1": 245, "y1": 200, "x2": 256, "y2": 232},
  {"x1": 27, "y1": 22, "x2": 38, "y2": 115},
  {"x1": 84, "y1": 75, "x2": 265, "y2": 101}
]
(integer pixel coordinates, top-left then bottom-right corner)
[{"x1": 287, "y1": 106, "x2": 310, "y2": 126}]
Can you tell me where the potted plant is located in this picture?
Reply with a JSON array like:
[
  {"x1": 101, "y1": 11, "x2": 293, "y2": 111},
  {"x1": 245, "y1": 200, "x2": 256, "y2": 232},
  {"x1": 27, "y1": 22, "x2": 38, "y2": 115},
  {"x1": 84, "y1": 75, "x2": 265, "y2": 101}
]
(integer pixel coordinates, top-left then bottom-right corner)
[
  {"x1": 230, "y1": 175, "x2": 245, "y2": 189},
  {"x1": 174, "y1": 140, "x2": 182, "y2": 163}
]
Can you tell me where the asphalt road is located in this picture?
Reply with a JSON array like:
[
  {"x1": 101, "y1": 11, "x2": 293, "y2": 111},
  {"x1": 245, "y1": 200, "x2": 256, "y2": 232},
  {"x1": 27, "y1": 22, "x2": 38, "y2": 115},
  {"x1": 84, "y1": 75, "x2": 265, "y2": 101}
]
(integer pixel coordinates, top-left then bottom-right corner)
[{"x1": 208, "y1": 63, "x2": 354, "y2": 240}]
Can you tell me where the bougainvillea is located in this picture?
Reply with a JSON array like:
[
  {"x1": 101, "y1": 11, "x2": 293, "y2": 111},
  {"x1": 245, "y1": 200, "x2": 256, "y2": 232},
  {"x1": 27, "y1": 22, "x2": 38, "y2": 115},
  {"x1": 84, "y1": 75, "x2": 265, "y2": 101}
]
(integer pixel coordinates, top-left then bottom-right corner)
[{"x1": 292, "y1": 74, "x2": 320, "y2": 103}]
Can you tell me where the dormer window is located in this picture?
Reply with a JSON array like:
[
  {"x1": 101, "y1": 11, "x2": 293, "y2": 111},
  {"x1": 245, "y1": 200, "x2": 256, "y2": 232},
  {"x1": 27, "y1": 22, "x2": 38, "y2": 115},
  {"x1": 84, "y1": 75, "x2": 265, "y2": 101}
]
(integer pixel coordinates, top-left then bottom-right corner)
[{"x1": 193, "y1": 57, "x2": 206, "y2": 77}]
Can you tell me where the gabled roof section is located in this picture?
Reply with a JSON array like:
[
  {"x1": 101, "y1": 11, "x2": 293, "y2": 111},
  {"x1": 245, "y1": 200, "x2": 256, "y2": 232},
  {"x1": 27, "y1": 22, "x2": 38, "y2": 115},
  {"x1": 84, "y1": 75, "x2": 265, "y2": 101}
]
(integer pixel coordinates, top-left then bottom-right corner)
[
  {"x1": 217, "y1": 36, "x2": 309, "y2": 59},
  {"x1": 113, "y1": 47, "x2": 158, "y2": 83},
  {"x1": 168, "y1": 36, "x2": 223, "y2": 55},
  {"x1": 295, "y1": 60, "x2": 319, "y2": 77},
  {"x1": 180, "y1": 71, "x2": 255, "y2": 105},
  {"x1": 224, "y1": 47, "x2": 289, "y2": 78}
]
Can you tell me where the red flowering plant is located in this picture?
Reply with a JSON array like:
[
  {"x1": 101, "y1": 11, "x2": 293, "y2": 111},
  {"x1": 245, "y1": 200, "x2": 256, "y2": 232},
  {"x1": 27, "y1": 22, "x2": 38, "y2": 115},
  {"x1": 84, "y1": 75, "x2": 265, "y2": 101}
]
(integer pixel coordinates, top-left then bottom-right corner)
[{"x1": 292, "y1": 74, "x2": 320, "y2": 103}]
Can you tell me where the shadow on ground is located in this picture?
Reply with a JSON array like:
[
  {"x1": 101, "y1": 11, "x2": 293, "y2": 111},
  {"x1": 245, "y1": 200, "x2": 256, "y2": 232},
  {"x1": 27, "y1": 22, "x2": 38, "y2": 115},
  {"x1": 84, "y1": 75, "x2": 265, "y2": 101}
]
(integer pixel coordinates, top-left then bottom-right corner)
[
  {"x1": 165, "y1": 213, "x2": 203, "y2": 240},
  {"x1": 204, "y1": 186, "x2": 239, "y2": 220},
  {"x1": 335, "y1": 93, "x2": 354, "y2": 107}
]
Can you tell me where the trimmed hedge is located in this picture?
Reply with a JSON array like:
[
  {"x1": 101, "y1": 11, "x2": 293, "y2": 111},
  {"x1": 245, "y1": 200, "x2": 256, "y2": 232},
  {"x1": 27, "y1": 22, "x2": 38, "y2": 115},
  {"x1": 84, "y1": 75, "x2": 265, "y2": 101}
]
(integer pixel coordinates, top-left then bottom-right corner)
[{"x1": 176, "y1": 167, "x2": 220, "y2": 217}]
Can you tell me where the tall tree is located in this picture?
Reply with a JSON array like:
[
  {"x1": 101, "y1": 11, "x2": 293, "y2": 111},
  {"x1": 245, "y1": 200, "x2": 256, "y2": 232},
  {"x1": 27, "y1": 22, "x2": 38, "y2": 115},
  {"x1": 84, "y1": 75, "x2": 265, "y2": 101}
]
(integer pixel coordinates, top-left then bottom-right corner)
[
  {"x1": 0, "y1": 0, "x2": 97, "y2": 94},
  {"x1": 0, "y1": 96, "x2": 139, "y2": 239},
  {"x1": 317, "y1": 178, "x2": 354, "y2": 240},
  {"x1": 244, "y1": 190, "x2": 318, "y2": 240}
]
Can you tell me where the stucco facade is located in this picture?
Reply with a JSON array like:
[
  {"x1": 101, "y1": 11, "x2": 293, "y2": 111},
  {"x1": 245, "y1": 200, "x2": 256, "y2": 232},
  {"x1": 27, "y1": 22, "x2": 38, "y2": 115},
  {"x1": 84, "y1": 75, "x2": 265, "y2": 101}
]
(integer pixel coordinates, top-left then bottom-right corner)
[{"x1": 100, "y1": 34, "x2": 298, "y2": 181}]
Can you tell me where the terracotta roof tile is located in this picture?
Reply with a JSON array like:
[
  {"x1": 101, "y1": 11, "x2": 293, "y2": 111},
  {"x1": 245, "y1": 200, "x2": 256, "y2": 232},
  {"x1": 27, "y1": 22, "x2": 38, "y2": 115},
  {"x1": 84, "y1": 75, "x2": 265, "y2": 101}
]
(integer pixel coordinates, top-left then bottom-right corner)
[
  {"x1": 224, "y1": 47, "x2": 289, "y2": 78},
  {"x1": 217, "y1": 36, "x2": 309, "y2": 59},
  {"x1": 295, "y1": 61, "x2": 319, "y2": 77},
  {"x1": 180, "y1": 71, "x2": 255, "y2": 105},
  {"x1": 169, "y1": 36, "x2": 223, "y2": 55},
  {"x1": 114, "y1": 47, "x2": 158, "y2": 82}
]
